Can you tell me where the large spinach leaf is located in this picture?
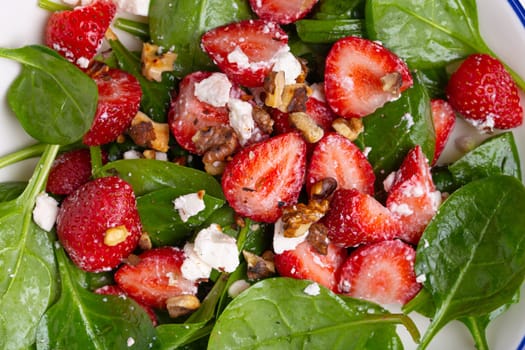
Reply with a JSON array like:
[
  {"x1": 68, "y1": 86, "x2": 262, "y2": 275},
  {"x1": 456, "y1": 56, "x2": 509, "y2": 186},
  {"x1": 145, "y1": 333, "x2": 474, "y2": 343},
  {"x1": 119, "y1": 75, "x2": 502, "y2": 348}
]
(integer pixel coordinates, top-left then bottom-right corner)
[
  {"x1": 415, "y1": 175, "x2": 525, "y2": 349},
  {"x1": 0, "y1": 145, "x2": 59, "y2": 350},
  {"x1": 295, "y1": 19, "x2": 364, "y2": 43},
  {"x1": 36, "y1": 247, "x2": 158, "y2": 350},
  {"x1": 149, "y1": 0, "x2": 252, "y2": 78},
  {"x1": 0, "y1": 45, "x2": 97, "y2": 145}
]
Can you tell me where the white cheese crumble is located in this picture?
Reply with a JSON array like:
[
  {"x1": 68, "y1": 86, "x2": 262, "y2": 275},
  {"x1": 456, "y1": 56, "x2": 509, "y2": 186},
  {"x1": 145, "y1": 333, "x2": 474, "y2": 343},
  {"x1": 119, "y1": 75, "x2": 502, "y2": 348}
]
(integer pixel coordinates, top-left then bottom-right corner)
[
  {"x1": 416, "y1": 274, "x2": 427, "y2": 283},
  {"x1": 271, "y1": 46, "x2": 302, "y2": 84},
  {"x1": 228, "y1": 98, "x2": 255, "y2": 145},
  {"x1": 309, "y1": 83, "x2": 326, "y2": 102},
  {"x1": 228, "y1": 279, "x2": 251, "y2": 298},
  {"x1": 32, "y1": 192, "x2": 59, "y2": 232},
  {"x1": 181, "y1": 243, "x2": 213, "y2": 281},
  {"x1": 193, "y1": 224, "x2": 240, "y2": 273},
  {"x1": 127, "y1": 336, "x2": 135, "y2": 347},
  {"x1": 227, "y1": 46, "x2": 251, "y2": 69},
  {"x1": 273, "y1": 218, "x2": 307, "y2": 254},
  {"x1": 467, "y1": 114, "x2": 496, "y2": 133},
  {"x1": 123, "y1": 150, "x2": 143, "y2": 159},
  {"x1": 76, "y1": 57, "x2": 90, "y2": 69},
  {"x1": 115, "y1": 0, "x2": 151, "y2": 16},
  {"x1": 173, "y1": 191, "x2": 206, "y2": 223},
  {"x1": 193, "y1": 72, "x2": 232, "y2": 107},
  {"x1": 303, "y1": 282, "x2": 321, "y2": 296}
]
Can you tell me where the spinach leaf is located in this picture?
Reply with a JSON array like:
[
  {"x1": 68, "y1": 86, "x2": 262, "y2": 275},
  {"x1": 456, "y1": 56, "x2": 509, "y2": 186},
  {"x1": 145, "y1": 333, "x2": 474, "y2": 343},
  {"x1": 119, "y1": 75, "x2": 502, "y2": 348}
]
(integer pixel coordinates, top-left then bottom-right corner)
[
  {"x1": 98, "y1": 159, "x2": 224, "y2": 198},
  {"x1": 313, "y1": 0, "x2": 366, "y2": 19},
  {"x1": 0, "y1": 145, "x2": 59, "y2": 350},
  {"x1": 295, "y1": 19, "x2": 364, "y2": 43},
  {"x1": 0, "y1": 181, "x2": 26, "y2": 201},
  {"x1": 208, "y1": 277, "x2": 416, "y2": 349},
  {"x1": 149, "y1": 0, "x2": 252, "y2": 78},
  {"x1": 138, "y1": 188, "x2": 225, "y2": 246},
  {"x1": 0, "y1": 45, "x2": 97, "y2": 145},
  {"x1": 415, "y1": 175, "x2": 525, "y2": 349},
  {"x1": 36, "y1": 247, "x2": 158, "y2": 350}
]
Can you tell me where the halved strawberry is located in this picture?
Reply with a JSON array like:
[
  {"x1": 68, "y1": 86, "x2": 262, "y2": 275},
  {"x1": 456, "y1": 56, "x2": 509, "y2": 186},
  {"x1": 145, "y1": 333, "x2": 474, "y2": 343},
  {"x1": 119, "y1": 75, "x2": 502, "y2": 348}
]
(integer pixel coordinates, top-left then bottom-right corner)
[
  {"x1": 95, "y1": 285, "x2": 158, "y2": 325},
  {"x1": 324, "y1": 36, "x2": 413, "y2": 118},
  {"x1": 56, "y1": 176, "x2": 142, "y2": 272},
  {"x1": 47, "y1": 149, "x2": 91, "y2": 195},
  {"x1": 221, "y1": 132, "x2": 307, "y2": 223},
  {"x1": 306, "y1": 133, "x2": 375, "y2": 195},
  {"x1": 45, "y1": 0, "x2": 116, "y2": 68},
  {"x1": 337, "y1": 240, "x2": 421, "y2": 305},
  {"x1": 272, "y1": 96, "x2": 337, "y2": 135},
  {"x1": 114, "y1": 247, "x2": 198, "y2": 309},
  {"x1": 446, "y1": 53, "x2": 523, "y2": 131},
  {"x1": 274, "y1": 240, "x2": 347, "y2": 292},
  {"x1": 201, "y1": 19, "x2": 289, "y2": 87},
  {"x1": 430, "y1": 99, "x2": 456, "y2": 165},
  {"x1": 321, "y1": 188, "x2": 402, "y2": 248},
  {"x1": 83, "y1": 68, "x2": 142, "y2": 146},
  {"x1": 385, "y1": 146, "x2": 441, "y2": 245},
  {"x1": 249, "y1": 0, "x2": 319, "y2": 24}
]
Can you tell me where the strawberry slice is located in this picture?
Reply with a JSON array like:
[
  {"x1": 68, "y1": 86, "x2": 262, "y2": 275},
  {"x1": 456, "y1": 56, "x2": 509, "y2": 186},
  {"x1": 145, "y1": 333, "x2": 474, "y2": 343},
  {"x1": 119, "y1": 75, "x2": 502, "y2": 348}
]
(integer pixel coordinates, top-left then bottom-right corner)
[
  {"x1": 221, "y1": 132, "x2": 307, "y2": 223},
  {"x1": 56, "y1": 176, "x2": 142, "y2": 272},
  {"x1": 446, "y1": 53, "x2": 523, "y2": 131},
  {"x1": 321, "y1": 188, "x2": 402, "y2": 248},
  {"x1": 430, "y1": 99, "x2": 456, "y2": 165},
  {"x1": 337, "y1": 240, "x2": 422, "y2": 305},
  {"x1": 274, "y1": 240, "x2": 347, "y2": 292},
  {"x1": 385, "y1": 146, "x2": 441, "y2": 244},
  {"x1": 324, "y1": 36, "x2": 413, "y2": 118},
  {"x1": 201, "y1": 19, "x2": 289, "y2": 87},
  {"x1": 83, "y1": 68, "x2": 142, "y2": 146},
  {"x1": 249, "y1": 0, "x2": 319, "y2": 24},
  {"x1": 306, "y1": 133, "x2": 375, "y2": 195},
  {"x1": 95, "y1": 285, "x2": 158, "y2": 325},
  {"x1": 115, "y1": 247, "x2": 198, "y2": 309},
  {"x1": 45, "y1": 0, "x2": 116, "y2": 68}
]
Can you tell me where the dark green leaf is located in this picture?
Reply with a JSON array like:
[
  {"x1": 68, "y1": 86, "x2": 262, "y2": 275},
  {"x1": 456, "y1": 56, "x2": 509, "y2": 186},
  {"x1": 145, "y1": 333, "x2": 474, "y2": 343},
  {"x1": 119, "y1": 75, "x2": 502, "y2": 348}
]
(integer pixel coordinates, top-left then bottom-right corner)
[
  {"x1": 417, "y1": 67, "x2": 449, "y2": 99},
  {"x1": 313, "y1": 0, "x2": 365, "y2": 19},
  {"x1": 295, "y1": 19, "x2": 364, "y2": 43},
  {"x1": 0, "y1": 181, "x2": 26, "y2": 201},
  {"x1": 0, "y1": 45, "x2": 97, "y2": 145},
  {"x1": 431, "y1": 166, "x2": 460, "y2": 194}
]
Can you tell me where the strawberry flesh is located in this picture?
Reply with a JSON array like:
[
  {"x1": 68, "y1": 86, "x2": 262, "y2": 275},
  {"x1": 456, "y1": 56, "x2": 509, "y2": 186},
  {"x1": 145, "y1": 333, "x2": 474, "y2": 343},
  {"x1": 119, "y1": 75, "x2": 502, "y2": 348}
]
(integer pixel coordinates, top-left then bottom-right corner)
[
  {"x1": 430, "y1": 99, "x2": 456, "y2": 165},
  {"x1": 249, "y1": 0, "x2": 319, "y2": 24}
]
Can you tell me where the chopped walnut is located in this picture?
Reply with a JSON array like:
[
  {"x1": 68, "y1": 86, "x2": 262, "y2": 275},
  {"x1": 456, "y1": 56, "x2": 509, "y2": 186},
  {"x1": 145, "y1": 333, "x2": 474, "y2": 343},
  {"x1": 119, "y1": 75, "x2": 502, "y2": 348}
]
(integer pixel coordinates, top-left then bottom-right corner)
[
  {"x1": 289, "y1": 112, "x2": 324, "y2": 143},
  {"x1": 263, "y1": 71, "x2": 311, "y2": 113},
  {"x1": 332, "y1": 117, "x2": 364, "y2": 141},
  {"x1": 192, "y1": 125, "x2": 239, "y2": 175},
  {"x1": 309, "y1": 178, "x2": 338, "y2": 201},
  {"x1": 104, "y1": 225, "x2": 130, "y2": 246},
  {"x1": 264, "y1": 71, "x2": 286, "y2": 109},
  {"x1": 142, "y1": 43, "x2": 177, "y2": 82},
  {"x1": 281, "y1": 200, "x2": 330, "y2": 238},
  {"x1": 307, "y1": 222, "x2": 330, "y2": 255},
  {"x1": 243, "y1": 250, "x2": 275, "y2": 280},
  {"x1": 166, "y1": 295, "x2": 200, "y2": 318},
  {"x1": 127, "y1": 111, "x2": 170, "y2": 152},
  {"x1": 381, "y1": 71, "x2": 403, "y2": 96},
  {"x1": 252, "y1": 105, "x2": 274, "y2": 135}
]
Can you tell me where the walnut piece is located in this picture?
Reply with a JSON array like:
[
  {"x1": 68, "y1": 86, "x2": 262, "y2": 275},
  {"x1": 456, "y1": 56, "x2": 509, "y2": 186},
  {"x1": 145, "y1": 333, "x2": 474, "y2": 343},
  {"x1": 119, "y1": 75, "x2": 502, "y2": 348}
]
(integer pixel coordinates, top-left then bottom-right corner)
[
  {"x1": 192, "y1": 125, "x2": 239, "y2": 175},
  {"x1": 332, "y1": 117, "x2": 364, "y2": 141},
  {"x1": 309, "y1": 178, "x2": 338, "y2": 201},
  {"x1": 127, "y1": 111, "x2": 170, "y2": 152},
  {"x1": 306, "y1": 222, "x2": 330, "y2": 255},
  {"x1": 381, "y1": 71, "x2": 403, "y2": 96},
  {"x1": 243, "y1": 250, "x2": 275, "y2": 280},
  {"x1": 289, "y1": 112, "x2": 324, "y2": 143},
  {"x1": 141, "y1": 43, "x2": 177, "y2": 82},
  {"x1": 252, "y1": 105, "x2": 274, "y2": 135},
  {"x1": 166, "y1": 295, "x2": 201, "y2": 318},
  {"x1": 281, "y1": 200, "x2": 330, "y2": 238},
  {"x1": 104, "y1": 225, "x2": 130, "y2": 246},
  {"x1": 263, "y1": 71, "x2": 311, "y2": 113}
]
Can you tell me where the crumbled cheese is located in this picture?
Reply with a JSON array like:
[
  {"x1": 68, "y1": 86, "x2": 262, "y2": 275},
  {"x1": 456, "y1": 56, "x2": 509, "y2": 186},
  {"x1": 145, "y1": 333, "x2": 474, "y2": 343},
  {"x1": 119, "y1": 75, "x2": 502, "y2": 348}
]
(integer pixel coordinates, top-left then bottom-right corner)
[
  {"x1": 181, "y1": 243, "x2": 213, "y2": 281},
  {"x1": 32, "y1": 192, "x2": 59, "y2": 232},
  {"x1": 227, "y1": 46, "x2": 251, "y2": 69},
  {"x1": 123, "y1": 150, "x2": 143, "y2": 159},
  {"x1": 309, "y1": 83, "x2": 326, "y2": 102},
  {"x1": 115, "y1": 0, "x2": 151, "y2": 16},
  {"x1": 194, "y1": 72, "x2": 232, "y2": 107},
  {"x1": 173, "y1": 191, "x2": 206, "y2": 223},
  {"x1": 303, "y1": 282, "x2": 321, "y2": 296},
  {"x1": 228, "y1": 279, "x2": 251, "y2": 298},
  {"x1": 467, "y1": 114, "x2": 496, "y2": 133},
  {"x1": 271, "y1": 46, "x2": 302, "y2": 84},
  {"x1": 193, "y1": 224, "x2": 240, "y2": 273},
  {"x1": 416, "y1": 274, "x2": 427, "y2": 283},
  {"x1": 273, "y1": 218, "x2": 307, "y2": 254},
  {"x1": 155, "y1": 152, "x2": 168, "y2": 161},
  {"x1": 401, "y1": 113, "x2": 415, "y2": 129},
  {"x1": 76, "y1": 57, "x2": 90, "y2": 69},
  {"x1": 228, "y1": 98, "x2": 255, "y2": 145},
  {"x1": 127, "y1": 337, "x2": 135, "y2": 347}
]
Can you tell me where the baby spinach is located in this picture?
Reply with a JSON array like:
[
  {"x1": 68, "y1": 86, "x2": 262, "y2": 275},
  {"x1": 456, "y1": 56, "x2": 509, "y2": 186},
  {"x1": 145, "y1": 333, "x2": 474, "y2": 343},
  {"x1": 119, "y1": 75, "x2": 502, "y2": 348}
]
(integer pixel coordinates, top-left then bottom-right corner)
[
  {"x1": 0, "y1": 145, "x2": 59, "y2": 350},
  {"x1": 0, "y1": 182, "x2": 26, "y2": 201},
  {"x1": 0, "y1": 45, "x2": 97, "y2": 145},
  {"x1": 149, "y1": 0, "x2": 252, "y2": 77},
  {"x1": 313, "y1": 0, "x2": 366, "y2": 19},
  {"x1": 415, "y1": 175, "x2": 525, "y2": 349},
  {"x1": 36, "y1": 247, "x2": 158, "y2": 350},
  {"x1": 208, "y1": 277, "x2": 417, "y2": 349},
  {"x1": 295, "y1": 19, "x2": 364, "y2": 43}
]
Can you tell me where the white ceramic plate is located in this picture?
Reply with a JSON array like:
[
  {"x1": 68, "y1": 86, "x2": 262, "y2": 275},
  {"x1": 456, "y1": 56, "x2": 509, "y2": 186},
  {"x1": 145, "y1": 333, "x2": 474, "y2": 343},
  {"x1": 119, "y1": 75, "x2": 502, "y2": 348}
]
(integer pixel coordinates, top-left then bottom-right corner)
[{"x1": 0, "y1": 1, "x2": 524, "y2": 349}]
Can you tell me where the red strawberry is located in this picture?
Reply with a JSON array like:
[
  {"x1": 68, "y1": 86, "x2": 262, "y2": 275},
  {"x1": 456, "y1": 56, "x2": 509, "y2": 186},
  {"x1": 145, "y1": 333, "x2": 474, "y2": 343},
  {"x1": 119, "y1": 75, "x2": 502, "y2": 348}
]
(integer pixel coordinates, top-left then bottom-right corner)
[
  {"x1": 446, "y1": 53, "x2": 523, "y2": 131},
  {"x1": 324, "y1": 36, "x2": 413, "y2": 118},
  {"x1": 274, "y1": 240, "x2": 347, "y2": 292},
  {"x1": 306, "y1": 133, "x2": 375, "y2": 195},
  {"x1": 201, "y1": 19, "x2": 289, "y2": 87},
  {"x1": 114, "y1": 247, "x2": 198, "y2": 309},
  {"x1": 83, "y1": 68, "x2": 142, "y2": 146},
  {"x1": 385, "y1": 146, "x2": 441, "y2": 244},
  {"x1": 56, "y1": 176, "x2": 142, "y2": 272},
  {"x1": 337, "y1": 240, "x2": 421, "y2": 305},
  {"x1": 46, "y1": 148, "x2": 108, "y2": 195},
  {"x1": 430, "y1": 99, "x2": 456, "y2": 165},
  {"x1": 95, "y1": 285, "x2": 158, "y2": 325},
  {"x1": 321, "y1": 188, "x2": 402, "y2": 248},
  {"x1": 222, "y1": 132, "x2": 307, "y2": 223},
  {"x1": 45, "y1": 0, "x2": 116, "y2": 68},
  {"x1": 272, "y1": 96, "x2": 337, "y2": 135},
  {"x1": 249, "y1": 0, "x2": 319, "y2": 24}
]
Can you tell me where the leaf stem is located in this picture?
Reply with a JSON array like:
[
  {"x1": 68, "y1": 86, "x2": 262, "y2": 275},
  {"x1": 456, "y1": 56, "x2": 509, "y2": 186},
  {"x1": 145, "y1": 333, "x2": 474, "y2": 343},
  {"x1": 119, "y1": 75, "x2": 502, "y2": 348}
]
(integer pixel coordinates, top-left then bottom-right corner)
[
  {"x1": 114, "y1": 18, "x2": 150, "y2": 41},
  {"x1": 38, "y1": 0, "x2": 71, "y2": 12},
  {"x1": 89, "y1": 146, "x2": 103, "y2": 178},
  {"x1": 462, "y1": 317, "x2": 489, "y2": 350},
  {"x1": 21, "y1": 144, "x2": 60, "y2": 203},
  {"x1": 0, "y1": 143, "x2": 47, "y2": 170}
]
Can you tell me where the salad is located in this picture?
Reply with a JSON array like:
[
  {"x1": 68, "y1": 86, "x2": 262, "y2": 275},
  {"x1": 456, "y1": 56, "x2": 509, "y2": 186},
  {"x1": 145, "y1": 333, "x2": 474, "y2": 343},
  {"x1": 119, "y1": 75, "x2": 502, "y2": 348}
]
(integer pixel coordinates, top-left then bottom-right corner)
[{"x1": 1, "y1": 0, "x2": 525, "y2": 349}]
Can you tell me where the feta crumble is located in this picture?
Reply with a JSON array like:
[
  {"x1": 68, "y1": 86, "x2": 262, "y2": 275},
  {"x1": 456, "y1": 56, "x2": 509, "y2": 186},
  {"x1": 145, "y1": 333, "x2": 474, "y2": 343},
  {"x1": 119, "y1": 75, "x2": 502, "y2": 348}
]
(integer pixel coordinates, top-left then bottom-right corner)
[
  {"x1": 271, "y1": 47, "x2": 302, "y2": 84},
  {"x1": 173, "y1": 191, "x2": 206, "y2": 223},
  {"x1": 193, "y1": 224, "x2": 240, "y2": 273},
  {"x1": 228, "y1": 98, "x2": 255, "y2": 145},
  {"x1": 303, "y1": 282, "x2": 321, "y2": 296},
  {"x1": 115, "y1": 0, "x2": 151, "y2": 16},
  {"x1": 193, "y1": 72, "x2": 232, "y2": 107},
  {"x1": 273, "y1": 218, "x2": 307, "y2": 254},
  {"x1": 227, "y1": 46, "x2": 251, "y2": 69},
  {"x1": 228, "y1": 279, "x2": 251, "y2": 298},
  {"x1": 32, "y1": 192, "x2": 59, "y2": 232},
  {"x1": 181, "y1": 243, "x2": 212, "y2": 281}
]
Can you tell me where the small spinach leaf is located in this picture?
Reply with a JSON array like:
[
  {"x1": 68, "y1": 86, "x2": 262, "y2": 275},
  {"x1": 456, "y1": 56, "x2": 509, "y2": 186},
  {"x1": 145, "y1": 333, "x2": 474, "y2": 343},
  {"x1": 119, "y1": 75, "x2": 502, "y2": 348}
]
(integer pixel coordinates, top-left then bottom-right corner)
[
  {"x1": 0, "y1": 181, "x2": 26, "y2": 201},
  {"x1": 295, "y1": 19, "x2": 364, "y2": 43},
  {"x1": 0, "y1": 45, "x2": 97, "y2": 145},
  {"x1": 313, "y1": 0, "x2": 365, "y2": 19}
]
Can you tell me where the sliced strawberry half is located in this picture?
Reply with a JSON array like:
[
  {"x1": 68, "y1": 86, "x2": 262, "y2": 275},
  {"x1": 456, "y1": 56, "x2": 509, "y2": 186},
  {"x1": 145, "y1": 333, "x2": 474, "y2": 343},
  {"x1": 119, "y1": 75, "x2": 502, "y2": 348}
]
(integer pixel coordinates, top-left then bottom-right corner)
[
  {"x1": 446, "y1": 53, "x2": 523, "y2": 131},
  {"x1": 321, "y1": 188, "x2": 402, "y2": 248},
  {"x1": 274, "y1": 240, "x2": 347, "y2": 292},
  {"x1": 45, "y1": 0, "x2": 116, "y2": 68},
  {"x1": 95, "y1": 285, "x2": 158, "y2": 325},
  {"x1": 115, "y1": 247, "x2": 198, "y2": 309},
  {"x1": 47, "y1": 149, "x2": 92, "y2": 195},
  {"x1": 385, "y1": 146, "x2": 441, "y2": 245},
  {"x1": 324, "y1": 36, "x2": 413, "y2": 118},
  {"x1": 430, "y1": 99, "x2": 456, "y2": 165},
  {"x1": 222, "y1": 132, "x2": 307, "y2": 223},
  {"x1": 306, "y1": 133, "x2": 375, "y2": 195},
  {"x1": 56, "y1": 176, "x2": 142, "y2": 272},
  {"x1": 201, "y1": 19, "x2": 289, "y2": 87},
  {"x1": 337, "y1": 240, "x2": 421, "y2": 305},
  {"x1": 83, "y1": 68, "x2": 142, "y2": 146},
  {"x1": 249, "y1": 0, "x2": 319, "y2": 24}
]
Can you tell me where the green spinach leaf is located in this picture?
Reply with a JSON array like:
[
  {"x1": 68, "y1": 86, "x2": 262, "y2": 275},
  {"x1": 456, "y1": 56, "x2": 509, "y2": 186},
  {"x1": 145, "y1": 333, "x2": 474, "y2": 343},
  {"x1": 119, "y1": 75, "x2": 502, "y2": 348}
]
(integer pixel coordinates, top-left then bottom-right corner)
[
  {"x1": 295, "y1": 19, "x2": 364, "y2": 43},
  {"x1": 0, "y1": 45, "x2": 97, "y2": 145},
  {"x1": 313, "y1": 0, "x2": 365, "y2": 19},
  {"x1": 0, "y1": 181, "x2": 26, "y2": 201}
]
